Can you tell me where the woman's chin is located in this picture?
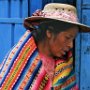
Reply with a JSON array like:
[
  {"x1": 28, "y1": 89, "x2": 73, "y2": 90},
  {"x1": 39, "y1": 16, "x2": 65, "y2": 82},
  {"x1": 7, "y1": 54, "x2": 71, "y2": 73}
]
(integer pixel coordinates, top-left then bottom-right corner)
[
  {"x1": 52, "y1": 54, "x2": 64, "y2": 59},
  {"x1": 49, "y1": 52, "x2": 65, "y2": 59}
]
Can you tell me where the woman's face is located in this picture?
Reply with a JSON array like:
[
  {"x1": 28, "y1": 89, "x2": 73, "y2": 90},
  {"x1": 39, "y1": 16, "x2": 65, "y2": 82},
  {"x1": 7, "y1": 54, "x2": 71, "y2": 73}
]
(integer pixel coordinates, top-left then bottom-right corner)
[{"x1": 47, "y1": 26, "x2": 78, "y2": 58}]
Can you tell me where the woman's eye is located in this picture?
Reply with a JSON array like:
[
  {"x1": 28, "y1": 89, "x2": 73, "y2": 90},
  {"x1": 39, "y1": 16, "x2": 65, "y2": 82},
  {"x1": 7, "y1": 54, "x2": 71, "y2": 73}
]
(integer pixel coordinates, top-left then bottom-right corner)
[{"x1": 65, "y1": 36, "x2": 71, "y2": 39}]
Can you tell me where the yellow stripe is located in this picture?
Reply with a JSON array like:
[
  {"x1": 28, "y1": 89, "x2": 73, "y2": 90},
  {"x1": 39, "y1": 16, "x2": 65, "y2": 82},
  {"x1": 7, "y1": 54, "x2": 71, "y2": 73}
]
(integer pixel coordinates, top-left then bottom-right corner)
[
  {"x1": 2, "y1": 38, "x2": 36, "y2": 89},
  {"x1": 53, "y1": 58, "x2": 73, "y2": 85},
  {"x1": 3, "y1": 46, "x2": 31, "y2": 90},
  {"x1": 53, "y1": 67, "x2": 73, "y2": 85},
  {"x1": 55, "y1": 58, "x2": 73, "y2": 72}
]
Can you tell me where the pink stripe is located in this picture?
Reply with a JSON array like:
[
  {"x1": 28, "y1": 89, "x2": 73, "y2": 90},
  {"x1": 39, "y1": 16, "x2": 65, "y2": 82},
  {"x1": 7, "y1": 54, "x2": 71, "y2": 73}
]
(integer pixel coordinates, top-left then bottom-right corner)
[
  {"x1": 31, "y1": 66, "x2": 46, "y2": 90},
  {"x1": 71, "y1": 85, "x2": 79, "y2": 90},
  {"x1": 44, "y1": 79, "x2": 51, "y2": 90}
]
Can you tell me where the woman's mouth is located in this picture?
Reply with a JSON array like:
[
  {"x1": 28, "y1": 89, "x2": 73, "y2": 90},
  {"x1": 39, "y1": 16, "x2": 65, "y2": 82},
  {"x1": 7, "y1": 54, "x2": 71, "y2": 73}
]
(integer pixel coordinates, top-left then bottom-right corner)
[
  {"x1": 62, "y1": 51, "x2": 66, "y2": 55},
  {"x1": 61, "y1": 49, "x2": 69, "y2": 55}
]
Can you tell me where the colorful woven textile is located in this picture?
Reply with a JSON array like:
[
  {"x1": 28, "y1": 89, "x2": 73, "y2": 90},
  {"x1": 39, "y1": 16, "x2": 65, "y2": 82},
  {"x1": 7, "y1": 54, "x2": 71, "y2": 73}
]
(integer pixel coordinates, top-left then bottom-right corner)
[{"x1": 0, "y1": 30, "x2": 78, "y2": 90}]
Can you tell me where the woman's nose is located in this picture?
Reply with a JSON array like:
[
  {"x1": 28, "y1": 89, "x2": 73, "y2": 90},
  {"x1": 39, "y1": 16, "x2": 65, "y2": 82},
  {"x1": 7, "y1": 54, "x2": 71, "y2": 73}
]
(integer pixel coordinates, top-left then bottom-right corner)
[{"x1": 68, "y1": 41, "x2": 73, "y2": 49}]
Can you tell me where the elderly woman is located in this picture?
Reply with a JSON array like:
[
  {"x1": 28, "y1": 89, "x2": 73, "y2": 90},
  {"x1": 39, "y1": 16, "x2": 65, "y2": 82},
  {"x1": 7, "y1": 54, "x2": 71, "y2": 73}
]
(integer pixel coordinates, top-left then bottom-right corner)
[{"x1": 0, "y1": 3, "x2": 90, "y2": 90}]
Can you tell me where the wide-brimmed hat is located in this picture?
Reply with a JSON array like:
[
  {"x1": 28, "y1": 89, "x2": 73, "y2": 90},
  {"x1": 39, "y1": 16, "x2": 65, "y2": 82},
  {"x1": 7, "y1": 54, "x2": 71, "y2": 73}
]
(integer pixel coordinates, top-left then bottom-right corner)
[{"x1": 24, "y1": 3, "x2": 90, "y2": 32}]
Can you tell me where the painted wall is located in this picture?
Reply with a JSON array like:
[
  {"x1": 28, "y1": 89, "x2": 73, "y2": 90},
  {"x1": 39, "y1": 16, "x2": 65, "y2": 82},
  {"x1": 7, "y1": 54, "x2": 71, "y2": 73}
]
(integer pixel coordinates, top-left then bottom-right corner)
[{"x1": 76, "y1": 0, "x2": 90, "y2": 89}]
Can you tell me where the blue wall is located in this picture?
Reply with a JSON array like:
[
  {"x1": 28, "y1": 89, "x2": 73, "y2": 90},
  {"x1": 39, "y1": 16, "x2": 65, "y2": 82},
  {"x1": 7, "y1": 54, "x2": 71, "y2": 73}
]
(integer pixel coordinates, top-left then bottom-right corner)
[
  {"x1": 0, "y1": 0, "x2": 28, "y2": 63},
  {"x1": 76, "y1": 0, "x2": 90, "y2": 89}
]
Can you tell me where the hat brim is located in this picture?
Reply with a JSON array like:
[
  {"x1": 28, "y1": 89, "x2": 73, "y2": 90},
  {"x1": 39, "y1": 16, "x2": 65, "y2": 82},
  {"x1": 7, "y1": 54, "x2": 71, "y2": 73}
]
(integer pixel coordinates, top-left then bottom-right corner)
[{"x1": 24, "y1": 16, "x2": 90, "y2": 32}]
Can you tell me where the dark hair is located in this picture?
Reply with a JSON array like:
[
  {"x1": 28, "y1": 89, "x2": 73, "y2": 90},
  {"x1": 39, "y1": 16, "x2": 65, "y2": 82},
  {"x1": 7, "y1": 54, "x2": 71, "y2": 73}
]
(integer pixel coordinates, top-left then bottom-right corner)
[{"x1": 31, "y1": 20, "x2": 77, "y2": 44}]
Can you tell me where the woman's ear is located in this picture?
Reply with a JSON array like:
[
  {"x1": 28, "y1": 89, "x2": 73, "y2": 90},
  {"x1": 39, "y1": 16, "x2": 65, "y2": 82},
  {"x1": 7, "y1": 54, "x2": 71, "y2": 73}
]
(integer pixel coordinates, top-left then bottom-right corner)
[{"x1": 46, "y1": 30, "x2": 52, "y2": 39}]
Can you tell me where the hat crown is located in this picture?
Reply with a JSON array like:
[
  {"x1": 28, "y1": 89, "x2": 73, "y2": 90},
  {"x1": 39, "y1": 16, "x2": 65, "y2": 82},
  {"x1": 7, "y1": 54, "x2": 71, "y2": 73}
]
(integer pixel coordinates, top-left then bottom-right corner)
[
  {"x1": 43, "y1": 3, "x2": 76, "y2": 13},
  {"x1": 41, "y1": 3, "x2": 78, "y2": 23}
]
